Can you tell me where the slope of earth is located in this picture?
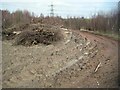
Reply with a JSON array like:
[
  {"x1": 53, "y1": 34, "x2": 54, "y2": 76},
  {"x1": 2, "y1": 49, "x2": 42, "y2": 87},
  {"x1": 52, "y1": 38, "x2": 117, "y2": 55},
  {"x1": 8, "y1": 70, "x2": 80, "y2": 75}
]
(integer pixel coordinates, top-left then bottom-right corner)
[{"x1": 2, "y1": 28, "x2": 118, "y2": 88}]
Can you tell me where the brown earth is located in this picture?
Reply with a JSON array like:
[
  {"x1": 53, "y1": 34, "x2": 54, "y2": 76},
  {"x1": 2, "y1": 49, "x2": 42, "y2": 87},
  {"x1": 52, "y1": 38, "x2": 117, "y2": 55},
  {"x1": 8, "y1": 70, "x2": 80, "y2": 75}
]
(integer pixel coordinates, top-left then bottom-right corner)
[
  {"x1": 2, "y1": 27, "x2": 119, "y2": 88},
  {"x1": 72, "y1": 30, "x2": 118, "y2": 88}
]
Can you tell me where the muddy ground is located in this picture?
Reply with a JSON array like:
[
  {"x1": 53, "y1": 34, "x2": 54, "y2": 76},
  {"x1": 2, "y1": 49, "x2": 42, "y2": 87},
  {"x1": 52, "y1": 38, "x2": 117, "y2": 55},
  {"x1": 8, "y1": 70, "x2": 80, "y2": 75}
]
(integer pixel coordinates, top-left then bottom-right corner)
[{"x1": 2, "y1": 27, "x2": 118, "y2": 88}]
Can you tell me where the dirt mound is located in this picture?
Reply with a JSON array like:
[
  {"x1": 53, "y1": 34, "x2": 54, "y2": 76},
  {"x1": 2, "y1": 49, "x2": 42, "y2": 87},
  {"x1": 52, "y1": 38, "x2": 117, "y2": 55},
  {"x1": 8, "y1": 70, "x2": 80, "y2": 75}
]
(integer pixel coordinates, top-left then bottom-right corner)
[
  {"x1": 13, "y1": 29, "x2": 63, "y2": 46},
  {"x1": 2, "y1": 23, "x2": 30, "y2": 40},
  {"x1": 2, "y1": 23, "x2": 63, "y2": 46}
]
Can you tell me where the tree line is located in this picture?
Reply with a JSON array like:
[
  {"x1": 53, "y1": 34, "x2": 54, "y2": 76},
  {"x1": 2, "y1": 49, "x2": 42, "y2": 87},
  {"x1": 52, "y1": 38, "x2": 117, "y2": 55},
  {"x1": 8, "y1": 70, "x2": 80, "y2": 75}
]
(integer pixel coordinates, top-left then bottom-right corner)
[
  {"x1": 1, "y1": 9, "x2": 119, "y2": 34},
  {"x1": 1, "y1": 10, "x2": 34, "y2": 29}
]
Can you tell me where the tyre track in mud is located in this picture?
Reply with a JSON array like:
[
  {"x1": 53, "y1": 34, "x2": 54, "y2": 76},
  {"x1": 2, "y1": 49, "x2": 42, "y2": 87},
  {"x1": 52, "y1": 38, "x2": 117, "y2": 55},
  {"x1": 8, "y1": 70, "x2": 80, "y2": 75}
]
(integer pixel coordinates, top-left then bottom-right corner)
[{"x1": 72, "y1": 30, "x2": 119, "y2": 88}]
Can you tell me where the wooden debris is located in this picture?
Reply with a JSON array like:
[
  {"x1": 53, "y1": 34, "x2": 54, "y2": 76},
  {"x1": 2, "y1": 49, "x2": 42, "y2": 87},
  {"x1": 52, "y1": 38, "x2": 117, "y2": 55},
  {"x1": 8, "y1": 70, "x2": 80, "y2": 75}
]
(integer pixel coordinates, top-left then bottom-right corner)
[{"x1": 94, "y1": 62, "x2": 101, "y2": 73}]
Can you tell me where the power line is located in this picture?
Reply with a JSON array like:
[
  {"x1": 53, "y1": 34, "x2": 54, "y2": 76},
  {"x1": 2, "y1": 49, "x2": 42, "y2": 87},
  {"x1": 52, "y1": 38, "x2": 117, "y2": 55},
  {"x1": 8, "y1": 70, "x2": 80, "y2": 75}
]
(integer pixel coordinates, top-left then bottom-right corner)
[{"x1": 50, "y1": 3, "x2": 54, "y2": 17}]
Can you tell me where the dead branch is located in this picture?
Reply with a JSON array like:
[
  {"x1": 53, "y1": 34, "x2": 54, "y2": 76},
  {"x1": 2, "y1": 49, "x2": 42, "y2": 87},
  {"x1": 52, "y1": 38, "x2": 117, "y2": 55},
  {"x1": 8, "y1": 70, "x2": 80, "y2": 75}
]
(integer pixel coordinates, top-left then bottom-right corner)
[{"x1": 94, "y1": 62, "x2": 101, "y2": 73}]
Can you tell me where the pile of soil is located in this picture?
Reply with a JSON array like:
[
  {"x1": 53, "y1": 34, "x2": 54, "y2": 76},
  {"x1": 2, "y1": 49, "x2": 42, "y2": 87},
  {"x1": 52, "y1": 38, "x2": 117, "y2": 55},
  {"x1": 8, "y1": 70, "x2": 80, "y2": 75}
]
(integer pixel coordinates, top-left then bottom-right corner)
[
  {"x1": 2, "y1": 23, "x2": 30, "y2": 40},
  {"x1": 2, "y1": 23, "x2": 63, "y2": 46},
  {"x1": 14, "y1": 29, "x2": 62, "y2": 46}
]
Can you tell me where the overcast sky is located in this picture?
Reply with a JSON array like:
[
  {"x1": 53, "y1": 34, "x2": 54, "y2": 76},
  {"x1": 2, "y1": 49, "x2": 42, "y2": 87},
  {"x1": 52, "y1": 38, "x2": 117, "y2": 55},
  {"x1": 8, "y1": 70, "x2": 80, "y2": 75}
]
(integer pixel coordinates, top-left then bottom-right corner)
[{"x1": 0, "y1": 0, "x2": 119, "y2": 18}]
